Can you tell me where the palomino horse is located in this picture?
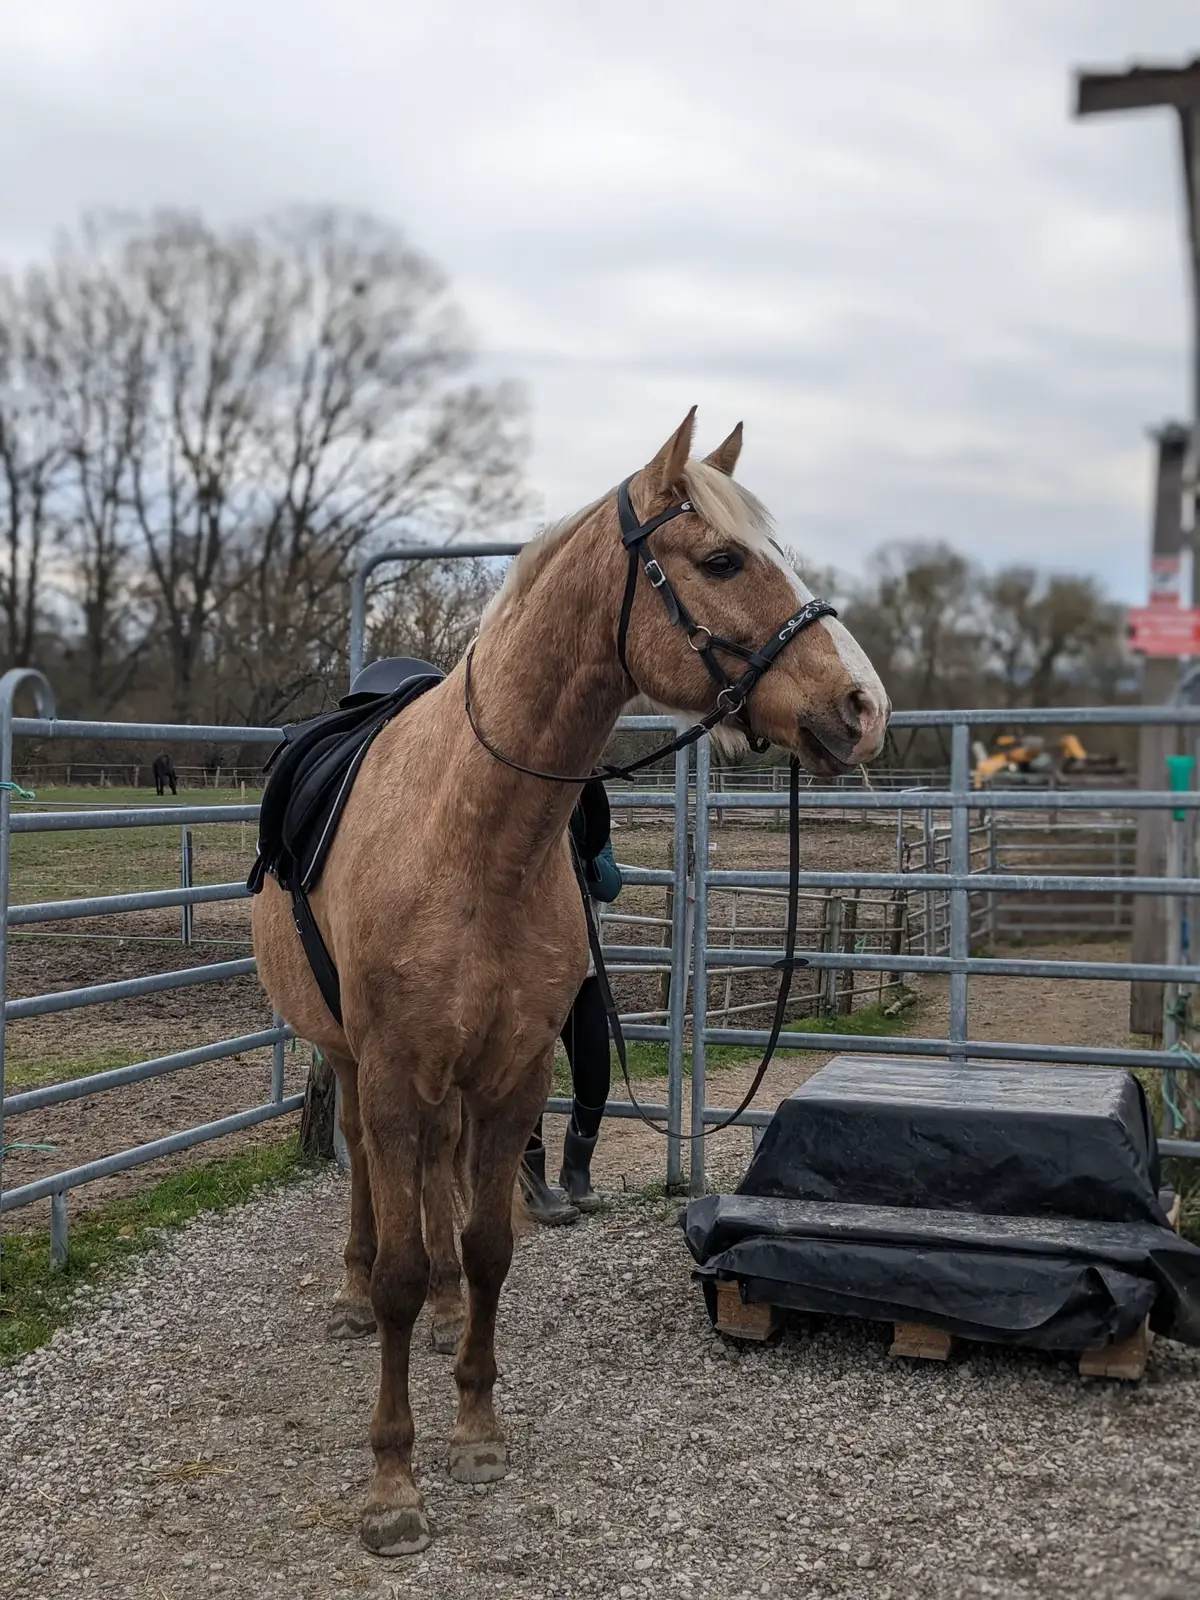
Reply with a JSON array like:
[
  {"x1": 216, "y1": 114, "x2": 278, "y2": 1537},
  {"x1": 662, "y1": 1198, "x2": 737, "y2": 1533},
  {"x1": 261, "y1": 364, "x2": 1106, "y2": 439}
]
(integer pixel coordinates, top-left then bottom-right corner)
[{"x1": 251, "y1": 409, "x2": 889, "y2": 1555}]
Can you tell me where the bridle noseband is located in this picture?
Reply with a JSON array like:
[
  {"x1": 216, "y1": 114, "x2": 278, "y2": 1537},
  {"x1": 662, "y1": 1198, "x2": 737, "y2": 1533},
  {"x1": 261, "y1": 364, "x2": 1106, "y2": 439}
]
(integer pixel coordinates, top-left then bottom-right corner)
[
  {"x1": 465, "y1": 472, "x2": 838, "y2": 785},
  {"x1": 462, "y1": 469, "x2": 843, "y2": 1144}
]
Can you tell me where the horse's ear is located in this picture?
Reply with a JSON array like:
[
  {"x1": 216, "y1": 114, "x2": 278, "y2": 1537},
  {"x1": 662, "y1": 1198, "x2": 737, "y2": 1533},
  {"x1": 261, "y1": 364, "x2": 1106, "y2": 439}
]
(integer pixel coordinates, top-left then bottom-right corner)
[
  {"x1": 645, "y1": 406, "x2": 697, "y2": 498},
  {"x1": 703, "y1": 422, "x2": 743, "y2": 477}
]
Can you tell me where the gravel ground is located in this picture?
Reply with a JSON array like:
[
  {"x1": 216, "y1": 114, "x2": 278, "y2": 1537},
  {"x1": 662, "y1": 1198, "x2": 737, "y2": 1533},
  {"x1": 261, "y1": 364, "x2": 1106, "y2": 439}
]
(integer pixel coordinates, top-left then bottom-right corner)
[{"x1": 2, "y1": 1164, "x2": 1198, "y2": 1600}]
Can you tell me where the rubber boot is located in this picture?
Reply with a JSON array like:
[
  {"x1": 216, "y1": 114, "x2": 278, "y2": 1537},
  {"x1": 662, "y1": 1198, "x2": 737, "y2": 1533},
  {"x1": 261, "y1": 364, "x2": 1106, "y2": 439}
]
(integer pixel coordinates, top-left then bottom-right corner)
[
  {"x1": 519, "y1": 1143, "x2": 580, "y2": 1227},
  {"x1": 559, "y1": 1127, "x2": 602, "y2": 1213}
]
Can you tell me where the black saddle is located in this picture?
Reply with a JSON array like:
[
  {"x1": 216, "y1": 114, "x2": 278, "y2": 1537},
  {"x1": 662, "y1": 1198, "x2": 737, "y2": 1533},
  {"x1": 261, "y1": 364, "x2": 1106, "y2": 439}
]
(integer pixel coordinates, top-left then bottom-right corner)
[{"x1": 248, "y1": 658, "x2": 446, "y2": 1024}]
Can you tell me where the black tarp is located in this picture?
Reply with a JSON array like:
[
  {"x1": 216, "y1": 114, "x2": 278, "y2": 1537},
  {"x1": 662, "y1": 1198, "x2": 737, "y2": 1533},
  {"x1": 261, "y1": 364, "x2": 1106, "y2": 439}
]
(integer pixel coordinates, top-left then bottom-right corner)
[
  {"x1": 738, "y1": 1058, "x2": 1168, "y2": 1226},
  {"x1": 681, "y1": 1057, "x2": 1200, "y2": 1351}
]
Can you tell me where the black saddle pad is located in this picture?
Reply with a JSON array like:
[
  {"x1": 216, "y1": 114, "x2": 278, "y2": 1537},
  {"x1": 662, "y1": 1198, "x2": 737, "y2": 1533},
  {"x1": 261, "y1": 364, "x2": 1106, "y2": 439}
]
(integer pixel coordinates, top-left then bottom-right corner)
[{"x1": 248, "y1": 672, "x2": 444, "y2": 898}]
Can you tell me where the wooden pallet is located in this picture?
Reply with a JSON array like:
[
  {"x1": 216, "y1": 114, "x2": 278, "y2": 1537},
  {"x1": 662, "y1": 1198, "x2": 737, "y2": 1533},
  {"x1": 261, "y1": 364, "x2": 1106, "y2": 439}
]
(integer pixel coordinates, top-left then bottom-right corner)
[
  {"x1": 713, "y1": 1279, "x2": 781, "y2": 1341},
  {"x1": 889, "y1": 1194, "x2": 1183, "y2": 1383},
  {"x1": 713, "y1": 1196, "x2": 1182, "y2": 1382}
]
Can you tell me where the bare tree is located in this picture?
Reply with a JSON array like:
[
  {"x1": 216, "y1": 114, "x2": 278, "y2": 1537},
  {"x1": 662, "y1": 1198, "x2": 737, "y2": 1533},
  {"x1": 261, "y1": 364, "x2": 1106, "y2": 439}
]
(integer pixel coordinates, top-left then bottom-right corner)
[
  {"x1": 32, "y1": 208, "x2": 530, "y2": 721},
  {"x1": 843, "y1": 541, "x2": 983, "y2": 710},
  {"x1": 984, "y1": 566, "x2": 1124, "y2": 707},
  {"x1": 0, "y1": 277, "x2": 63, "y2": 667},
  {"x1": 23, "y1": 231, "x2": 155, "y2": 707},
  {"x1": 367, "y1": 555, "x2": 500, "y2": 674}
]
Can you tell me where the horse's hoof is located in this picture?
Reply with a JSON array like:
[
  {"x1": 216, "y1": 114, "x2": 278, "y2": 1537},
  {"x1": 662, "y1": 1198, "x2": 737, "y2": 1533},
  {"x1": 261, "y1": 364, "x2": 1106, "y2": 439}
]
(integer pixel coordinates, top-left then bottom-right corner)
[
  {"x1": 327, "y1": 1299, "x2": 376, "y2": 1340},
  {"x1": 360, "y1": 1502, "x2": 431, "y2": 1557},
  {"x1": 430, "y1": 1316, "x2": 465, "y2": 1356},
  {"x1": 448, "y1": 1438, "x2": 508, "y2": 1484}
]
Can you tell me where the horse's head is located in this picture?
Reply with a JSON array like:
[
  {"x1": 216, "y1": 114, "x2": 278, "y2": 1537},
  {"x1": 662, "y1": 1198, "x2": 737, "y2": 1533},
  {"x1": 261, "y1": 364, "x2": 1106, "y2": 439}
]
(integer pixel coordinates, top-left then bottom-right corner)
[{"x1": 616, "y1": 409, "x2": 889, "y2": 774}]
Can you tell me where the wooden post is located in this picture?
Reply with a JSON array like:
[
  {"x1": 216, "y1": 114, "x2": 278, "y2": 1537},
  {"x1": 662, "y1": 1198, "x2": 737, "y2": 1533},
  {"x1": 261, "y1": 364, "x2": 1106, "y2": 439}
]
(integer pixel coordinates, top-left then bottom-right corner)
[
  {"x1": 838, "y1": 890, "x2": 860, "y2": 1015},
  {"x1": 820, "y1": 897, "x2": 843, "y2": 1015},
  {"x1": 300, "y1": 1046, "x2": 338, "y2": 1160},
  {"x1": 1131, "y1": 427, "x2": 1189, "y2": 1038}
]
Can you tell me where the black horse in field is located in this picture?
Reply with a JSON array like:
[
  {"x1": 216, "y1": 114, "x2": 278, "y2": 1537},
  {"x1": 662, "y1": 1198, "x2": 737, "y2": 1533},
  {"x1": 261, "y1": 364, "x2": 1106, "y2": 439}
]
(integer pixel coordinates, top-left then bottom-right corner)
[{"x1": 152, "y1": 754, "x2": 178, "y2": 796}]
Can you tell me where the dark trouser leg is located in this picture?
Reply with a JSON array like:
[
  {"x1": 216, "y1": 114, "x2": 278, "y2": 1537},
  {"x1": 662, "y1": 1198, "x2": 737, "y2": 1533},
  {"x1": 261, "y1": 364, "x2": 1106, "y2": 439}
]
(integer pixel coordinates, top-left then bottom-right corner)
[{"x1": 559, "y1": 976, "x2": 609, "y2": 1210}]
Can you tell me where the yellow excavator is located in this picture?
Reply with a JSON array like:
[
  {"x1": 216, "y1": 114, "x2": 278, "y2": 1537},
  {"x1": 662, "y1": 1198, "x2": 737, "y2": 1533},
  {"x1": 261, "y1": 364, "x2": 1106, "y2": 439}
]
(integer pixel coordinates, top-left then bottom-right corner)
[{"x1": 972, "y1": 732, "x2": 1127, "y2": 789}]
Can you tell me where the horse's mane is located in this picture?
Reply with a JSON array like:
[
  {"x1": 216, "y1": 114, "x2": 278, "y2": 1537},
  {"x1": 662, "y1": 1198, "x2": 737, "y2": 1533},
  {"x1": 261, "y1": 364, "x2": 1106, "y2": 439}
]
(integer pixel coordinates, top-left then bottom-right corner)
[
  {"x1": 479, "y1": 494, "x2": 609, "y2": 631},
  {"x1": 480, "y1": 460, "x2": 776, "y2": 635}
]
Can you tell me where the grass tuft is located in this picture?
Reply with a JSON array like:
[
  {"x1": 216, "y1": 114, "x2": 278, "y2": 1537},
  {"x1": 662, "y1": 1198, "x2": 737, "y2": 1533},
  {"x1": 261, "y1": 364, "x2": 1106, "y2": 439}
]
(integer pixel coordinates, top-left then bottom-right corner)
[{"x1": 0, "y1": 1135, "x2": 314, "y2": 1366}]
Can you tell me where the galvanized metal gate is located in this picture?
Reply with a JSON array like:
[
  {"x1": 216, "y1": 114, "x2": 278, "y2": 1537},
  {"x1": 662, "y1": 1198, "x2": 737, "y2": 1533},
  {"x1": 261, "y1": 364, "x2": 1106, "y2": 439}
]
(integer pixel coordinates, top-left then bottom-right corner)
[{"x1": 2, "y1": 666, "x2": 1199, "y2": 1260}]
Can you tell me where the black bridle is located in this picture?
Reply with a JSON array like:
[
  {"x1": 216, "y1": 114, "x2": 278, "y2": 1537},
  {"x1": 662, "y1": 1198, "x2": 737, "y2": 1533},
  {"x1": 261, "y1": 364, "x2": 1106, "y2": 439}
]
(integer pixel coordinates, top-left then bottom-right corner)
[{"x1": 464, "y1": 473, "x2": 839, "y2": 1141}]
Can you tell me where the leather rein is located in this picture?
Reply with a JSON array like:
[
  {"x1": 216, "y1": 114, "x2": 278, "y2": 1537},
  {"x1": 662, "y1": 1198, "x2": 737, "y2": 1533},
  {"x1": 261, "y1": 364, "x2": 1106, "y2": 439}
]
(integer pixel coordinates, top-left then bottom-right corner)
[{"x1": 463, "y1": 473, "x2": 837, "y2": 1142}]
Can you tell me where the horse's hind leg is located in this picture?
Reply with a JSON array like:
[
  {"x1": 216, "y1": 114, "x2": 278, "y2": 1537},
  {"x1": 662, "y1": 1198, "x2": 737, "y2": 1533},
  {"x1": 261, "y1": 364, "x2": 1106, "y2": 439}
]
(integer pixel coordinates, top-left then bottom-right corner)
[
  {"x1": 327, "y1": 1053, "x2": 378, "y2": 1340},
  {"x1": 359, "y1": 1070, "x2": 432, "y2": 1556},
  {"x1": 449, "y1": 1060, "x2": 549, "y2": 1484},
  {"x1": 423, "y1": 1091, "x2": 466, "y2": 1355}
]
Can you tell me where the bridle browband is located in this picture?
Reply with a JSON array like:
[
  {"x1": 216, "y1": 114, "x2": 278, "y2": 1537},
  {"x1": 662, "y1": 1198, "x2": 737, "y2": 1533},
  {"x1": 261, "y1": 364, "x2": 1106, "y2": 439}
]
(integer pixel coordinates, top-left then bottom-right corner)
[
  {"x1": 465, "y1": 473, "x2": 838, "y2": 786},
  {"x1": 464, "y1": 470, "x2": 840, "y2": 1142}
]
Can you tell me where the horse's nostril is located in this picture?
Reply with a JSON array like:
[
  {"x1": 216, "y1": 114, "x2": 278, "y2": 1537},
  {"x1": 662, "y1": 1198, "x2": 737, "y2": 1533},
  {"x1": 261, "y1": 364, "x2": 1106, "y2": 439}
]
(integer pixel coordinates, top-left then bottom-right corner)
[{"x1": 844, "y1": 687, "x2": 872, "y2": 732}]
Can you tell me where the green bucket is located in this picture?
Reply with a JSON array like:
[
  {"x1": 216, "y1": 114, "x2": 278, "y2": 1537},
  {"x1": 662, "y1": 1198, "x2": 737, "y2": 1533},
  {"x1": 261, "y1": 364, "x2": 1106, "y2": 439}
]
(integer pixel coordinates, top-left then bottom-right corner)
[{"x1": 1166, "y1": 754, "x2": 1195, "y2": 821}]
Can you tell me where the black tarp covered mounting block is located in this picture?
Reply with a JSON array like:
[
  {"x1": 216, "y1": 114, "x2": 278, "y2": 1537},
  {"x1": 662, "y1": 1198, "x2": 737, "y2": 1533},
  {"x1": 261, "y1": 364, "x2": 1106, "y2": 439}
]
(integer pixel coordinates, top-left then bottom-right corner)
[{"x1": 681, "y1": 1056, "x2": 1200, "y2": 1351}]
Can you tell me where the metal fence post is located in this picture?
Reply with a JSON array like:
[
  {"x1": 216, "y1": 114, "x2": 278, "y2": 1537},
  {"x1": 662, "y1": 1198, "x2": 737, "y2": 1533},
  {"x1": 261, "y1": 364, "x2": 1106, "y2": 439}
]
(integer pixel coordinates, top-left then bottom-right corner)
[
  {"x1": 50, "y1": 1192, "x2": 68, "y2": 1267},
  {"x1": 0, "y1": 669, "x2": 56, "y2": 1251},
  {"x1": 665, "y1": 742, "x2": 691, "y2": 1190},
  {"x1": 271, "y1": 1012, "x2": 286, "y2": 1104},
  {"x1": 949, "y1": 724, "x2": 971, "y2": 1063},
  {"x1": 690, "y1": 736, "x2": 712, "y2": 1197},
  {"x1": 922, "y1": 808, "x2": 935, "y2": 957},
  {"x1": 180, "y1": 827, "x2": 194, "y2": 946},
  {"x1": 332, "y1": 1063, "x2": 350, "y2": 1170}
]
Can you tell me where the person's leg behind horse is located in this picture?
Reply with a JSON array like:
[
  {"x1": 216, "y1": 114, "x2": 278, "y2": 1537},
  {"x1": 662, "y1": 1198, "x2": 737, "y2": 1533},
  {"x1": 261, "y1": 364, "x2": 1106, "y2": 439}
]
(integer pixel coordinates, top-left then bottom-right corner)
[
  {"x1": 422, "y1": 1089, "x2": 467, "y2": 1354},
  {"x1": 519, "y1": 1109, "x2": 579, "y2": 1226},
  {"x1": 327, "y1": 1050, "x2": 378, "y2": 1339},
  {"x1": 451, "y1": 1061, "x2": 550, "y2": 1481},
  {"x1": 558, "y1": 974, "x2": 610, "y2": 1211},
  {"x1": 358, "y1": 1061, "x2": 433, "y2": 1554}
]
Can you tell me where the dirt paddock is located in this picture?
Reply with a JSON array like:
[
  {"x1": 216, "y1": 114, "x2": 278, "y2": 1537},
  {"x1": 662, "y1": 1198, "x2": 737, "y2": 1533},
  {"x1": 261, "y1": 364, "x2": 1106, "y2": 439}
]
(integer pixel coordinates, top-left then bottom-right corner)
[
  {"x1": 1, "y1": 1168, "x2": 1197, "y2": 1600},
  {"x1": 3, "y1": 813, "x2": 1197, "y2": 1598},
  {"x1": 0, "y1": 808, "x2": 1154, "y2": 1231}
]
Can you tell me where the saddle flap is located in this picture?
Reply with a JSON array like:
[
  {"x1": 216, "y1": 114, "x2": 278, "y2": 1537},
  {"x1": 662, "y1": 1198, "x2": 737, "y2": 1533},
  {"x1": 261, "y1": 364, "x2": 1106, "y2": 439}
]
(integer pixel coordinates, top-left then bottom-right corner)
[{"x1": 249, "y1": 673, "x2": 443, "y2": 896}]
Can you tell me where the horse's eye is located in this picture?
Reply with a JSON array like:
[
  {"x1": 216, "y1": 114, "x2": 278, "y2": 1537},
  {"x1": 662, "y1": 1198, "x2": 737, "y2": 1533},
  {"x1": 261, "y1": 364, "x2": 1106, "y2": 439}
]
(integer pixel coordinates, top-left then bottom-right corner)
[{"x1": 702, "y1": 551, "x2": 742, "y2": 579}]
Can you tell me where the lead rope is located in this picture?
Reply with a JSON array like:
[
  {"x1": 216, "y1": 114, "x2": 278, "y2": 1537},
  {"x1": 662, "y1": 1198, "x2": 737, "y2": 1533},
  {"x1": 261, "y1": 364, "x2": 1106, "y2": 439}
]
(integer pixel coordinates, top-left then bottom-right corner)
[{"x1": 573, "y1": 755, "x2": 805, "y2": 1142}]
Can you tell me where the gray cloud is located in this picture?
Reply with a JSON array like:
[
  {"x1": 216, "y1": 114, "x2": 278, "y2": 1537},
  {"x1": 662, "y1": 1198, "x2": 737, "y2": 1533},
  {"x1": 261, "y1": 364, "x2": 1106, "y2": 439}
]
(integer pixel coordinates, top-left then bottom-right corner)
[{"x1": 2, "y1": 0, "x2": 1197, "y2": 599}]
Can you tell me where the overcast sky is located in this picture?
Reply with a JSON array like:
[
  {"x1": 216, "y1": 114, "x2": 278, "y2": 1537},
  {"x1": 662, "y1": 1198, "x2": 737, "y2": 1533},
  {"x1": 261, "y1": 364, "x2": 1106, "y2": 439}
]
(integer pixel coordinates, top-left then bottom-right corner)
[{"x1": 3, "y1": 0, "x2": 1198, "y2": 599}]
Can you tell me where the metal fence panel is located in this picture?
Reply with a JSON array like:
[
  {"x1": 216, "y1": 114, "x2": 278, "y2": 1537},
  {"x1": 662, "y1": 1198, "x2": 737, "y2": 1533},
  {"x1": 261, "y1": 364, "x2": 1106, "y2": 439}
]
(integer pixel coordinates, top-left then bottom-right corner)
[{"x1": 2, "y1": 670, "x2": 1198, "y2": 1270}]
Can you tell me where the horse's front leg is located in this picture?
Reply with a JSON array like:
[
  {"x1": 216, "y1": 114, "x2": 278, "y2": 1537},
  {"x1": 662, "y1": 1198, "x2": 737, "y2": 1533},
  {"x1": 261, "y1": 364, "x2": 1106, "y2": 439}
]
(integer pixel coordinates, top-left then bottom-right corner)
[
  {"x1": 422, "y1": 1090, "x2": 466, "y2": 1354},
  {"x1": 359, "y1": 1067, "x2": 431, "y2": 1556},
  {"x1": 449, "y1": 1055, "x2": 550, "y2": 1483}
]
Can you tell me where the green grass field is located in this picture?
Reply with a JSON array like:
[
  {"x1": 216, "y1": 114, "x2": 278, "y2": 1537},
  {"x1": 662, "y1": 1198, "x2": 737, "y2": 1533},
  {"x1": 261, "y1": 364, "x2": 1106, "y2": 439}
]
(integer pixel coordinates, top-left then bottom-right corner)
[{"x1": 9, "y1": 785, "x2": 257, "y2": 902}]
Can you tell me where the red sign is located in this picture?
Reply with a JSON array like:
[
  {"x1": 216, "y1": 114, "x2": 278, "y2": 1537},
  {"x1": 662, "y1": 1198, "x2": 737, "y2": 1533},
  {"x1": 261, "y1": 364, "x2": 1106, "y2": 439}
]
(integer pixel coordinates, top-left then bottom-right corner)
[{"x1": 1127, "y1": 605, "x2": 1200, "y2": 657}]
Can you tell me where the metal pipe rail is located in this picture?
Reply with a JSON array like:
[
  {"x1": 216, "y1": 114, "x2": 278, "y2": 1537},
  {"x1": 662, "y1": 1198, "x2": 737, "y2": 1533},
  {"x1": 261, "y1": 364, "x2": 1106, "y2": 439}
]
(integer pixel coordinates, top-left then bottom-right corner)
[
  {"x1": 10, "y1": 882, "x2": 250, "y2": 925},
  {"x1": 0, "y1": 668, "x2": 696, "y2": 1249},
  {"x1": 707, "y1": 868, "x2": 1200, "y2": 897},
  {"x1": 709, "y1": 789, "x2": 1200, "y2": 811},
  {"x1": 4, "y1": 660, "x2": 1199, "y2": 1243},
  {"x1": 6, "y1": 957, "x2": 258, "y2": 1021},
  {"x1": 0, "y1": 1098, "x2": 305, "y2": 1217},
  {"x1": 601, "y1": 943, "x2": 1200, "y2": 985},
  {"x1": 2, "y1": 1027, "x2": 293, "y2": 1116}
]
